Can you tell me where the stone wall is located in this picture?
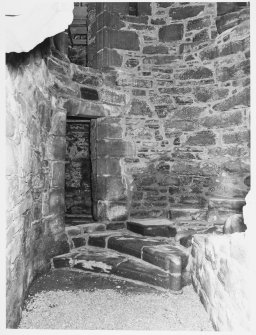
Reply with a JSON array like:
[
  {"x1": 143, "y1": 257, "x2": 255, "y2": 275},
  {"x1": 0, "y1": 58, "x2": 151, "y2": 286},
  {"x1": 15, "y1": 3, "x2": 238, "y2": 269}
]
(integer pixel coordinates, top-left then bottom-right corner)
[
  {"x1": 87, "y1": 2, "x2": 250, "y2": 223},
  {"x1": 47, "y1": 46, "x2": 136, "y2": 224},
  {"x1": 191, "y1": 233, "x2": 250, "y2": 331},
  {"x1": 6, "y1": 41, "x2": 70, "y2": 328}
]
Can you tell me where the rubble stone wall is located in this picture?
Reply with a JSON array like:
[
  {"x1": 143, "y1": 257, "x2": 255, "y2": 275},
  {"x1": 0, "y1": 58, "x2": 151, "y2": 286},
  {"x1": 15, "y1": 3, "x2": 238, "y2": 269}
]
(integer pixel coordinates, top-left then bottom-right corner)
[
  {"x1": 191, "y1": 233, "x2": 250, "y2": 331},
  {"x1": 87, "y1": 2, "x2": 250, "y2": 222}
]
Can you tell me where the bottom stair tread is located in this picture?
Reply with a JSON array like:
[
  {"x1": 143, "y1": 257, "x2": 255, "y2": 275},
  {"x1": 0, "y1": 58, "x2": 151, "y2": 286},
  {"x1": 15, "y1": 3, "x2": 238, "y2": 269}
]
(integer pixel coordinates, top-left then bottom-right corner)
[{"x1": 52, "y1": 246, "x2": 184, "y2": 291}]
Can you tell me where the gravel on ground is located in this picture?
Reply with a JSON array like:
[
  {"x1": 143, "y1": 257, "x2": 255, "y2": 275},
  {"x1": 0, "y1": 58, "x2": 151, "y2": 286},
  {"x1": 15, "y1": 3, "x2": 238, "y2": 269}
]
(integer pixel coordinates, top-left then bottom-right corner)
[{"x1": 19, "y1": 268, "x2": 213, "y2": 330}]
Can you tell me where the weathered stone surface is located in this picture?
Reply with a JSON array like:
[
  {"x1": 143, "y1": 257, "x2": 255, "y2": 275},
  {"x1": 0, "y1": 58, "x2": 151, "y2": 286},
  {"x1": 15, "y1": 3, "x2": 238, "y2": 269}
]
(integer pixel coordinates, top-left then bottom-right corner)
[
  {"x1": 114, "y1": 258, "x2": 170, "y2": 289},
  {"x1": 186, "y1": 131, "x2": 216, "y2": 146},
  {"x1": 97, "y1": 157, "x2": 121, "y2": 175},
  {"x1": 187, "y1": 17, "x2": 211, "y2": 31},
  {"x1": 101, "y1": 89, "x2": 126, "y2": 105},
  {"x1": 72, "y1": 236, "x2": 87, "y2": 248},
  {"x1": 143, "y1": 55, "x2": 179, "y2": 65},
  {"x1": 159, "y1": 24, "x2": 184, "y2": 42},
  {"x1": 151, "y1": 18, "x2": 166, "y2": 25},
  {"x1": 98, "y1": 28, "x2": 140, "y2": 51},
  {"x1": 216, "y1": 59, "x2": 250, "y2": 82},
  {"x1": 222, "y1": 130, "x2": 249, "y2": 144},
  {"x1": 200, "y1": 111, "x2": 242, "y2": 129},
  {"x1": 129, "y1": 99, "x2": 152, "y2": 117},
  {"x1": 169, "y1": 5, "x2": 205, "y2": 20},
  {"x1": 143, "y1": 45, "x2": 169, "y2": 54},
  {"x1": 125, "y1": 58, "x2": 140, "y2": 68},
  {"x1": 108, "y1": 234, "x2": 170, "y2": 258},
  {"x1": 194, "y1": 86, "x2": 229, "y2": 102},
  {"x1": 179, "y1": 67, "x2": 213, "y2": 80},
  {"x1": 97, "y1": 117, "x2": 123, "y2": 139},
  {"x1": 213, "y1": 87, "x2": 250, "y2": 111},
  {"x1": 96, "y1": 176, "x2": 127, "y2": 201},
  {"x1": 193, "y1": 29, "x2": 209, "y2": 43},
  {"x1": 97, "y1": 48, "x2": 123, "y2": 68},
  {"x1": 80, "y1": 87, "x2": 99, "y2": 101},
  {"x1": 72, "y1": 72, "x2": 101, "y2": 87},
  {"x1": 97, "y1": 139, "x2": 135, "y2": 158}
]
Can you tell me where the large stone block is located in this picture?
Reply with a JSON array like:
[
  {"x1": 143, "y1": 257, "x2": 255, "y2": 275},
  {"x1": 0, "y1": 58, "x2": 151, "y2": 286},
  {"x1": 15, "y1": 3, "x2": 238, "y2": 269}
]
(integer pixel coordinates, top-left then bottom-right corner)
[
  {"x1": 96, "y1": 176, "x2": 127, "y2": 201},
  {"x1": 64, "y1": 99, "x2": 105, "y2": 118},
  {"x1": 97, "y1": 117, "x2": 123, "y2": 139},
  {"x1": 97, "y1": 28, "x2": 140, "y2": 51},
  {"x1": 97, "y1": 200, "x2": 129, "y2": 221},
  {"x1": 222, "y1": 130, "x2": 249, "y2": 145},
  {"x1": 200, "y1": 111, "x2": 242, "y2": 129},
  {"x1": 129, "y1": 99, "x2": 153, "y2": 117},
  {"x1": 159, "y1": 24, "x2": 184, "y2": 42},
  {"x1": 97, "y1": 48, "x2": 123, "y2": 68},
  {"x1": 45, "y1": 136, "x2": 66, "y2": 161},
  {"x1": 80, "y1": 87, "x2": 99, "y2": 101},
  {"x1": 165, "y1": 119, "x2": 197, "y2": 132},
  {"x1": 97, "y1": 157, "x2": 121, "y2": 175},
  {"x1": 179, "y1": 67, "x2": 213, "y2": 80},
  {"x1": 50, "y1": 110, "x2": 66, "y2": 136},
  {"x1": 50, "y1": 161, "x2": 65, "y2": 188},
  {"x1": 194, "y1": 86, "x2": 229, "y2": 103},
  {"x1": 186, "y1": 131, "x2": 216, "y2": 146},
  {"x1": 97, "y1": 11, "x2": 125, "y2": 31},
  {"x1": 142, "y1": 45, "x2": 169, "y2": 54},
  {"x1": 169, "y1": 5, "x2": 205, "y2": 20},
  {"x1": 48, "y1": 189, "x2": 65, "y2": 215},
  {"x1": 97, "y1": 139, "x2": 135, "y2": 158}
]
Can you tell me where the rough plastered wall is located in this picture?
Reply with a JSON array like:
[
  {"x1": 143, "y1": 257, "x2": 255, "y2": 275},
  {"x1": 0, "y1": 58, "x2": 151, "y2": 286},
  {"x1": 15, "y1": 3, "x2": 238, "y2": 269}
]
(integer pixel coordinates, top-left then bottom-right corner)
[
  {"x1": 191, "y1": 233, "x2": 250, "y2": 331},
  {"x1": 6, "y1": 40, "x2": 70, "y2": 328},
  {"x1": 87, "y1": 2, "x2": 250, "y2": 223}
]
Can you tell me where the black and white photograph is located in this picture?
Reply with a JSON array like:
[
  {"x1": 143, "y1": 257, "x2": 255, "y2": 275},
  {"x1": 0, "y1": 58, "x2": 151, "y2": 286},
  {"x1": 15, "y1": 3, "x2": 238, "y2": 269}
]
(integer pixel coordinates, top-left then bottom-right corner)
[{"x1": 3, "y1": 0, "x2": 254, "y2": 332}]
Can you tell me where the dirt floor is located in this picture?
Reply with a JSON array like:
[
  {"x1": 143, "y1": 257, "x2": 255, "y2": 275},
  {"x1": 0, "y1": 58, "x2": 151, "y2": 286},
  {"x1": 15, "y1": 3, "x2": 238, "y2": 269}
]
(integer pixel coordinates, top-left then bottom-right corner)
[{"x1": 18, "y1": 268, "x2": 214, "y2": 330}]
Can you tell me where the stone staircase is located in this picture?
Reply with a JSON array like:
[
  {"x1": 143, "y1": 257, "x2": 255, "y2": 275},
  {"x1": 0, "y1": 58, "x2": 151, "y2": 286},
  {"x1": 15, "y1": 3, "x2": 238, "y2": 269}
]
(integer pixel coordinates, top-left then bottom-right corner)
[{"x1": 51, "y1": 218, "x2": 222, "y2": 292}]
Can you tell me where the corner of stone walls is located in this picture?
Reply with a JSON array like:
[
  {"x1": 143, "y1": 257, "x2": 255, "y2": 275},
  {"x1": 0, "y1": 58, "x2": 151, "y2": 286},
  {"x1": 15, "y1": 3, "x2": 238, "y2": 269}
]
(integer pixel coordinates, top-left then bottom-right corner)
[{"x1": 191, "y1": 232, "x2": 250, "y2": 331}]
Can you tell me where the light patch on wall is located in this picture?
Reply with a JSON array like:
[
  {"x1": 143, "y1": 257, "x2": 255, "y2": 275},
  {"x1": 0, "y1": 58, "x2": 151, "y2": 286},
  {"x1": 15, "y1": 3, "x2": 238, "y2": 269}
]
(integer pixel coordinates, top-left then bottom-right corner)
[{"x1": 4, "y1": 0, "x2": 74, "y2": 53}]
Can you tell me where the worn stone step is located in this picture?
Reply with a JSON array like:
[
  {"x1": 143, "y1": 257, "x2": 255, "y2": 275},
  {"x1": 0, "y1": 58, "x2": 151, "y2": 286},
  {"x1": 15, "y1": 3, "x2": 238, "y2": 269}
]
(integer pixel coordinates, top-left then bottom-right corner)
[
  {"x1": 127, "y1": 218, "x2": 177, "y2": 237},
  {"x1": 169, "y1": 207, "x2": 208, "y2": 221},
  {"x1": 142, "y1": 244, "x2": 190, "y2": 290},
  {"x1": 52, "y1": 246, "x2": 179, "y2": 291},
  {"x1": 108, "y1": 235, "x2": 172, "y2": 259}
]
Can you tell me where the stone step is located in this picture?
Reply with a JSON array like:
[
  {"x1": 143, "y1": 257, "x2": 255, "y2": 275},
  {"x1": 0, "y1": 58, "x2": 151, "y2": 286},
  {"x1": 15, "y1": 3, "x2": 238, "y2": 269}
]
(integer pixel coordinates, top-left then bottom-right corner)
[
  {"x1": 169, "y1": 207, "x2": 208, "y2": 221},
  {"x1": 127, "y1": 218, "x2": 177, "y2": 237},
  {"x1": 142, "y1": 244, "x2": 191, "y2": 289},
  {"x1": 107, "y1": 234, "x2": 173, "y2": 259},
  {"x1": 52, "y1": 246, "x2": 178, "y2": 291},
  {"x1": 65, "y1": 214, "x2": 95, "y2": 225}
]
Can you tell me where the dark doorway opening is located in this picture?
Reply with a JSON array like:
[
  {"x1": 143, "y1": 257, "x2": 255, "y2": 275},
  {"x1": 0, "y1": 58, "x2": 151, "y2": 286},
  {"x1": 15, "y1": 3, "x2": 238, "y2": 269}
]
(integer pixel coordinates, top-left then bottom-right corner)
[{"x1": 65, "y1": 116, "x2": 94, "y2": 225}]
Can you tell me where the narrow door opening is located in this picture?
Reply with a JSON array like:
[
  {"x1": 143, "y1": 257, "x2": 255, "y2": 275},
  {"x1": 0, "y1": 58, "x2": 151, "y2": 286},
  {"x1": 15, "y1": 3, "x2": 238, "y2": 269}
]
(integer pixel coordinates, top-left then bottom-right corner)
[{"x1": 65, "y1": 116, "x2": 94, "y2": 225}]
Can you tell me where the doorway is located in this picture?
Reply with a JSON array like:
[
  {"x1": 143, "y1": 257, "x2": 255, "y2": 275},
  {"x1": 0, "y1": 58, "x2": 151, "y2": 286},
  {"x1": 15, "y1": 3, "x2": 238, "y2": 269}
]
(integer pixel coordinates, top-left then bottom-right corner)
[{"x1": 65, "y1": 116, "x2": 94, "y2": 224}]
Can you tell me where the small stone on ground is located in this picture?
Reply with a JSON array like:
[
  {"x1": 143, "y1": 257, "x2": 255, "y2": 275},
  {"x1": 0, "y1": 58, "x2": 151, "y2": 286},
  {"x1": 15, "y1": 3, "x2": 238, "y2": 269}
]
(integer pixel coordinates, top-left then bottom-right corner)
[{"x1": 19, "y1": 269, "x2": 213, "y2": 330}]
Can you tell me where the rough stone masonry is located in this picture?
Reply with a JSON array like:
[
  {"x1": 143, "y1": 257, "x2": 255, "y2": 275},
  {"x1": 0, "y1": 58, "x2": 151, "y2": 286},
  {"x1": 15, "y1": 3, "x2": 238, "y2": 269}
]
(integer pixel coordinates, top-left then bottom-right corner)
[{"x1": 6, "y1": 2, "x2": 250, "y2": 329}]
